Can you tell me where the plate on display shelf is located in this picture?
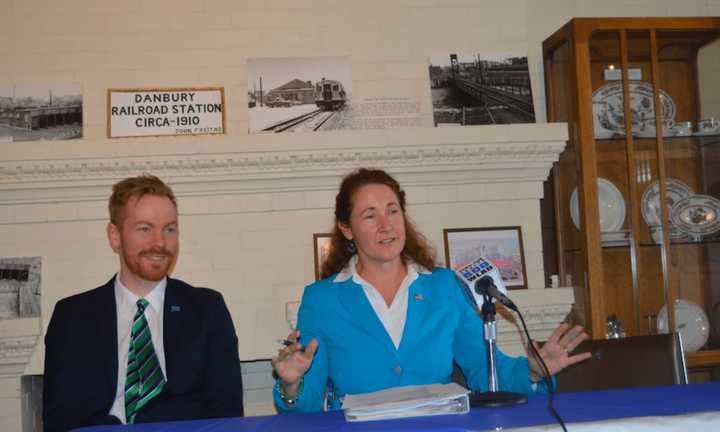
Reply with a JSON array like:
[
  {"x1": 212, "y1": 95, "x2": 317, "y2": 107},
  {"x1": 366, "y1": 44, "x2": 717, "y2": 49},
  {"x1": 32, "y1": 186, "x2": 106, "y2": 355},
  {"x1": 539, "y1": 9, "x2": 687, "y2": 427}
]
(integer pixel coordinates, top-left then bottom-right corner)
[
  {"x1": 670, "y1": 194, "x2": 720, "y2": 240},
  {"x1": 641, "y1": 178, "x2": 692, "y2": 240},
  {"x1": 592, "y1": 81, "x2": 676, "y2": 136},
  {"x1": 570, "y1": 178, "x2": 625, "y2": 233},
  {"x1": 657, "y1": 299, "x2": 710, "y2": 352}
]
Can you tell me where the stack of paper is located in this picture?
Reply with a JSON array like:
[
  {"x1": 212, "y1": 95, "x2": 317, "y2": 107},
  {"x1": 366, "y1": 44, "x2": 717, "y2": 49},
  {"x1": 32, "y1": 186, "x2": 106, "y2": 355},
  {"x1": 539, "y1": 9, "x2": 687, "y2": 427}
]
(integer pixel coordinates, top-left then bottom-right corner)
[{"x1": 342, "y1": 383, "x2": 470, "y2": 422}]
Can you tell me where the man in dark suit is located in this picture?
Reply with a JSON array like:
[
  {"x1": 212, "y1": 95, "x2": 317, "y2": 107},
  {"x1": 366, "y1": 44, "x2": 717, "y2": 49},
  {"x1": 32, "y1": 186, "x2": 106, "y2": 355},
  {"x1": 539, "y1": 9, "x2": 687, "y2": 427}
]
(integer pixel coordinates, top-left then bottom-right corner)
[{"x1": 43, "y1": 175, "x2": 243, "y2": 432}]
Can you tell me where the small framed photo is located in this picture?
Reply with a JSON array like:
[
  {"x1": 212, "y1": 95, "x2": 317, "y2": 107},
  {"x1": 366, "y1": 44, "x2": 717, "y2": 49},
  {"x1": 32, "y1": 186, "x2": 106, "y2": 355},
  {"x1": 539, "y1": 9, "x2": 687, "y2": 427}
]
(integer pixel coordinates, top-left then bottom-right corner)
[
  {"x1": 443, "y1": 226, "x2": 528, "y2": 290},
  {"x1": 313, "y1": 233, "x2": 332, "y2": 281}
]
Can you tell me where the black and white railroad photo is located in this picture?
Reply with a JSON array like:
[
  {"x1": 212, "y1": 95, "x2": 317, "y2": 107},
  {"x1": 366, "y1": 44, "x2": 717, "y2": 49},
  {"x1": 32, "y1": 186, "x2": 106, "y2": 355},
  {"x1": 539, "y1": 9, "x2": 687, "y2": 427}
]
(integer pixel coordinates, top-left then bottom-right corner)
[
  {"x1": 429, "y1": 53, "x2": 536, "y2": 126},
  {"x1": 0, "y1": 85, "x2": 82, "y2": 142},
  {"x1": 247, "y1": 56, "x2": 353, "y2": 133},
  {"x1": 0, "y1": 257, "x2": 40, "y2": 319},
  {"x1": 247, "y1": 57, "x2": 422, "y2": 133}
]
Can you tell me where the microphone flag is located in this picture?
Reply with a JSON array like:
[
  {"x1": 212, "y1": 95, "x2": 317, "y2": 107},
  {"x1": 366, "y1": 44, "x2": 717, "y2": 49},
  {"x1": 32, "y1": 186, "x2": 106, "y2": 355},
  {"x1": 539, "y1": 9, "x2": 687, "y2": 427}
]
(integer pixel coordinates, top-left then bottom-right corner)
[{"x1": 453, "y1": 256, "x2": 508, "y2": 307}]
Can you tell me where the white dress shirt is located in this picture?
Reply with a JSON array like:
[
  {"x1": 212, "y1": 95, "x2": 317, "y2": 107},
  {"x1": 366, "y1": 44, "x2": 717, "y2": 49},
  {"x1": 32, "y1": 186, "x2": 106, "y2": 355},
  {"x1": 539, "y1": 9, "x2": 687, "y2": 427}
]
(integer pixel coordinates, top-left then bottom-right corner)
[
  {"x1": 334, "y1": 256, "x2": 430, "y2": 349},
  {"x1": 109, "y1": 276, "x2": 167, "y2": 424}
]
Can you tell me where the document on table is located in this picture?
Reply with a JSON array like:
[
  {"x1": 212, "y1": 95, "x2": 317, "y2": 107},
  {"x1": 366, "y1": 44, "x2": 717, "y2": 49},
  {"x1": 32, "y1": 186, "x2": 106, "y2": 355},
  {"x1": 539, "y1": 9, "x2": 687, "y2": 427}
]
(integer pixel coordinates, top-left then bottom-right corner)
[{"x1": 342, "y1": 382, "x2": 470, "y2": 422}]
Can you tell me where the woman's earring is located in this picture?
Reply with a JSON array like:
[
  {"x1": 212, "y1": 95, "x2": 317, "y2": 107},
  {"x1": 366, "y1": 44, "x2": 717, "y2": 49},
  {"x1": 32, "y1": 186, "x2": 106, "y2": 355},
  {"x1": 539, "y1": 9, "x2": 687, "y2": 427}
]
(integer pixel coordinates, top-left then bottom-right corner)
[{"x1": 346, "y1": 240, "x2": 356, "y2": 254}]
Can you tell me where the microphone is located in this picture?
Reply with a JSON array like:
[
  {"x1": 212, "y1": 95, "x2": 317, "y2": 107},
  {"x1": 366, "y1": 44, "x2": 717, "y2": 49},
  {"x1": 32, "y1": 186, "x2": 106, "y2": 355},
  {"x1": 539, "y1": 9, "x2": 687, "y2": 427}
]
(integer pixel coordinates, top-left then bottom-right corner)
[
  {"x1": 453, "y1": 255, "x2": 527, "y2": 408},
  {"x1": 474, "y1": 276, "x2": 518, "y2": 312},
  {"x1": 452, "y1": 255, "x2": 565, "y2": 428},
  {"x1": 454, "y1": 255, "x2": 512, "y2": 310}
]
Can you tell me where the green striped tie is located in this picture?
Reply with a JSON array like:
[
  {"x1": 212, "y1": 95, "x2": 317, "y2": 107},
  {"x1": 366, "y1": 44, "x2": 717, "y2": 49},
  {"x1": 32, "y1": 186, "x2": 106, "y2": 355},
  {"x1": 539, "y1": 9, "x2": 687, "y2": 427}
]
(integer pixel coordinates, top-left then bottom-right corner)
[{"x1": 124, "y1": 298, "x2": 165, "y2": 424}]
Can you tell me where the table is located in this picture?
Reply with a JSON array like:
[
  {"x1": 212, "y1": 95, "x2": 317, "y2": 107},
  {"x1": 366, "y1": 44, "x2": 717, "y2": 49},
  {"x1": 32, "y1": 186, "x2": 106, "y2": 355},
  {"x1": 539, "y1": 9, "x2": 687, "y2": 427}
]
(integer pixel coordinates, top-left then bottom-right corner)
[{"x1": 76, "y1": 381, "x2": 720, "y2": 432}]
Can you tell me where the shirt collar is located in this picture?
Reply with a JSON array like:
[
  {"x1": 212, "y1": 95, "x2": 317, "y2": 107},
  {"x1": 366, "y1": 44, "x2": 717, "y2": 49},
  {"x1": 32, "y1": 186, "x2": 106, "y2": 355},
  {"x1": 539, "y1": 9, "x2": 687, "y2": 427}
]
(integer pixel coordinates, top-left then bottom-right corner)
[
  {"x1": 333, "y1": 255, "x2": 430, "y2": 283},
  {"x1": 114, "y1": 275, "x2": 167, "y2": 314}
]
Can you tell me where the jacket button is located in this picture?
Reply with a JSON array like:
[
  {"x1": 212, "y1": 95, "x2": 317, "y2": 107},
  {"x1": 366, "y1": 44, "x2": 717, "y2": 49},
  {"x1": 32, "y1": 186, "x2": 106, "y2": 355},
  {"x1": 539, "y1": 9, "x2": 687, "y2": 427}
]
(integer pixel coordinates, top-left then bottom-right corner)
[{"x1": 394, "y1": 365, "x2": 402, "y2": 375}]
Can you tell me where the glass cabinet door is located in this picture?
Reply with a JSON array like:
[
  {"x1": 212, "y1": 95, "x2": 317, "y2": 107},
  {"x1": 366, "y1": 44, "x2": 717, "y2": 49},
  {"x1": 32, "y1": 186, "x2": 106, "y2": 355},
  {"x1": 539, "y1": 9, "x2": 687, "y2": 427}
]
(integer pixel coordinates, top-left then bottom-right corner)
[
  {"x1": 695, "y1": 36, "x2": 720, "y2": 359},
  {"x1": 589, "y1": 29, "x2": 643, "y2": 338},
  {"x1": 656, "y1": 29, "x2": 720, "y2": 361},
  {"x1": 585, "y1": 28, "x2": 674, "y2": 338},
  {"x1": 545, "y1": 37, "x2": 591, "y2": 331}
]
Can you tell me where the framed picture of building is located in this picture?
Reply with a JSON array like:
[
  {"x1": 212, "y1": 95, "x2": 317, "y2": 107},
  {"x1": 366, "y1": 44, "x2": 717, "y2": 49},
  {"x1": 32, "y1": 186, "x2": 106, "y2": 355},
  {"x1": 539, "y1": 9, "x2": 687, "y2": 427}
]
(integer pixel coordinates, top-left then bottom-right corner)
[
  {"x1": 247, "y1": 56, "x2": 352, "y2": 133},
  {"x1": 443, "y1": 226, "x2": 528, "y2": 290},
  {"x1": 0, "y1": 85, "x2": 82, "y2": 142},
  {"x1": 0, "y1": 257, "x2": 41, "y2": 319},
  {"x1": 313, "y1": 233, "x2": 332, "y2": 281}
]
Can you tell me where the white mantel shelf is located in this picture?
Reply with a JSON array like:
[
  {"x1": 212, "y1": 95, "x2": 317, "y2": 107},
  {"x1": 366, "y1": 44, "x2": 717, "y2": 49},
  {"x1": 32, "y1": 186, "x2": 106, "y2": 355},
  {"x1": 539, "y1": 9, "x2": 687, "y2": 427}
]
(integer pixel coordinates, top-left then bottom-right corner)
[{"x1": 0, "y1": 123, "x2": 568, "y2": 204}]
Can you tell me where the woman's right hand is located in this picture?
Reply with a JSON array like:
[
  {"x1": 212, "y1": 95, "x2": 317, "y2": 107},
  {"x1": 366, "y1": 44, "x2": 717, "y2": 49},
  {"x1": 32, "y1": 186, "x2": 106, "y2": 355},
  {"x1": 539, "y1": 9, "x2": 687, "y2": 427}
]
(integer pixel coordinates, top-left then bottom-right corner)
[{"x1": 271, "y1": 330, "x2": 319, "y2": 396}]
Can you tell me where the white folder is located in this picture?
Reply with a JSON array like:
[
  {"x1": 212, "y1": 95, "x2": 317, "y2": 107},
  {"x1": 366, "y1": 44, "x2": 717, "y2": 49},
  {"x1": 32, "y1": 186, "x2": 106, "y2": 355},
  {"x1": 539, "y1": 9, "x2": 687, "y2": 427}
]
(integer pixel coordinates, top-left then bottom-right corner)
[{"x1": 342, "y1": 383, "x2": 470, "y2": 422}]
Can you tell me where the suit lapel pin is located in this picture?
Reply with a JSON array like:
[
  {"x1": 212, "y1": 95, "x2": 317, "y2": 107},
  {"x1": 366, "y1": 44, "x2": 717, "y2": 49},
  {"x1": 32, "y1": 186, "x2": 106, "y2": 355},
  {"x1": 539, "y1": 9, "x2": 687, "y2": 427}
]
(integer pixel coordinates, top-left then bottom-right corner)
[
  {"x1": 170, "y1": 305, "x2": 181, "y2": 312},
  {"x1": 414, "y1": 293, "x2": 424, "y2": 301}
]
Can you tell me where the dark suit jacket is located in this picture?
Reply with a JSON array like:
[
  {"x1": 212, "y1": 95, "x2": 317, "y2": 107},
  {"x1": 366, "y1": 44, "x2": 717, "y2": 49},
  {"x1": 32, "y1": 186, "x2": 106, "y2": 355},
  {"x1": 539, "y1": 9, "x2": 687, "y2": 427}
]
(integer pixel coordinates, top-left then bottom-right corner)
[{"x1": 43, "y1": 277, "x2": 244, "y2": 432}]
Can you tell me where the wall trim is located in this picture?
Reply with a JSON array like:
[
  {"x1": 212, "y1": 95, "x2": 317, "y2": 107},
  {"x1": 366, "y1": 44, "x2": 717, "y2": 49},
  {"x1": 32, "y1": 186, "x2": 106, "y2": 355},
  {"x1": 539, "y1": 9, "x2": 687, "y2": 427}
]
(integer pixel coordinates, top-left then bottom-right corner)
[{"x1": 0, "y1": 124, "x2": 567, "y2": 204}]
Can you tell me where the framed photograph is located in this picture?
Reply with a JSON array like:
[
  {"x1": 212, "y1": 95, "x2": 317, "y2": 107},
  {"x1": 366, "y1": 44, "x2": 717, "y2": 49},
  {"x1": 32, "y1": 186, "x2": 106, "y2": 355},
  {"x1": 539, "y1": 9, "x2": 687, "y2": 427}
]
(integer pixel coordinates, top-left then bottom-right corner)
[
  {"x1": 313, "y1": 233, "x2": 332, "y2": 281},
  {"x1": 0, "y1": 256, "x2": 41, "y2": 319},
  {"x1": 0, "y1": 84, "x2": 82, "y2": 142},
  {"x1": 428, "y1": 52, "x2": 535, "y2": 127},
  {"x1": 247, "y1": 56, "x2": 352, "y2": 133},
  {"x1": 443, "y1": 226, "x2": 528, "y2": 290}
]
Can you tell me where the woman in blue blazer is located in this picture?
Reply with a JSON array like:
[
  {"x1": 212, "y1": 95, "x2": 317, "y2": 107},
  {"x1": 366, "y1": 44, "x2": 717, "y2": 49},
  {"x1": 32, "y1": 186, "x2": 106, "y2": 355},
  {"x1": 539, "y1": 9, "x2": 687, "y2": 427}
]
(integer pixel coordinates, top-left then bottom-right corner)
[{"x1": 272, "y1": 168, "x2": 590, "y2": 412}]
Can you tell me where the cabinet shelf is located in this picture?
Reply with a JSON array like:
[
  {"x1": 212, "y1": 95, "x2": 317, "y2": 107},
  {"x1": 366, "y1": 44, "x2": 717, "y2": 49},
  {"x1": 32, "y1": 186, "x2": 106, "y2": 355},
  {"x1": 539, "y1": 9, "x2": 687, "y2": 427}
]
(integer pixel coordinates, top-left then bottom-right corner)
[
  {"x1": 564, "y1": 237, "x2": 720, "y2": 251},
  {"x1": 687, "y1": 349, "x2": 720, "y2": 369},
  {"x1": 594, "y1": 134, "x2": 720, "y2": 142}
]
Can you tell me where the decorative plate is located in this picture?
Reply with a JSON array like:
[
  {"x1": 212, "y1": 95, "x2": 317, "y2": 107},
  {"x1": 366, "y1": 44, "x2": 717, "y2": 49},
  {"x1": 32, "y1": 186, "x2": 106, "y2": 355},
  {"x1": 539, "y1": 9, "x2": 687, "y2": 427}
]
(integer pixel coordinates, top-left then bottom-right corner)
[
  {"x1": 592, "y1": 81, "x2": 676, "y2": 136},
  {"x1": 641, "y1": 178, "x2": 692, "y2": 240},
  {"x1": 570, "y1": 178, "x2": 625, "y2": 232},
  {"x1": 670, "y1": 194, "x2": 720, "y2": 239},
  {"x1": 657, "y1": 299, "x2": 710, "y2": 352}
]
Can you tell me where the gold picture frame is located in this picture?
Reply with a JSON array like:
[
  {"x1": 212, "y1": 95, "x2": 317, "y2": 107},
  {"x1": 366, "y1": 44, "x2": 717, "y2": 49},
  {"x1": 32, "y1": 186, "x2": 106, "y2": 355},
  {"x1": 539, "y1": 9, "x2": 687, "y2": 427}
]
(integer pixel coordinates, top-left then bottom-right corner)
[
  {"x1": 443, "y1": 226, "x2": 528, "y2": 290},
  {"x1": 313, "y1": 233, "x2": 332, "y2": 281}
]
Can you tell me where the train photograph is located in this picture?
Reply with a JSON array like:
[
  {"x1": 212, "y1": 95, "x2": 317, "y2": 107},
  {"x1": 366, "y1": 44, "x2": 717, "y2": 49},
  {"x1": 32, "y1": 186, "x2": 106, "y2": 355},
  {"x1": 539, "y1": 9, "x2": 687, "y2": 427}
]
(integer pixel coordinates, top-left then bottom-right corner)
[
  {"x1": 247, "y1": 56, "x2": 352, "y2": 133},
  {"x1": 429, "y1": 52, "x2": 536, "y2": 126}
]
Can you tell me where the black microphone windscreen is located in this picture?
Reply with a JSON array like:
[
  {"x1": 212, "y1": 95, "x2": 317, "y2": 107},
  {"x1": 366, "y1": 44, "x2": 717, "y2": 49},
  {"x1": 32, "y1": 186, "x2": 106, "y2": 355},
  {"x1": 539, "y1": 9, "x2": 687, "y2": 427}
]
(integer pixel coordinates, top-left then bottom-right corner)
[
  {"x1": 475, "y1": 276, "x2": 518, "y2": 311},
  {"x1": 474, "y1": 275, "x2": 495, "y2": 295}
]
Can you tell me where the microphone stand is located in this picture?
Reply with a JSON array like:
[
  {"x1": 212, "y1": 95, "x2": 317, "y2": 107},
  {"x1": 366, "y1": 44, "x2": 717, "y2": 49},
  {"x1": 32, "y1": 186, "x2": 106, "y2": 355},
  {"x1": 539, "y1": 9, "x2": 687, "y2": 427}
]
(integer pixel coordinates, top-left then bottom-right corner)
[{"x1": 469, "y1": 293, "x2": 527, "y2": 407}]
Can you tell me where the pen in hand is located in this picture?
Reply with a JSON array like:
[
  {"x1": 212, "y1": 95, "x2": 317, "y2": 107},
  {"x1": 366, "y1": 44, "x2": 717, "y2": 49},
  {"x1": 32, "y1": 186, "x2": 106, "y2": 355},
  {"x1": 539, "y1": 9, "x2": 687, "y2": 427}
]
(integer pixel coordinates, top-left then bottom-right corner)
[{"x1": 277, "y1": 338, "x2": 305, "y2": 351}]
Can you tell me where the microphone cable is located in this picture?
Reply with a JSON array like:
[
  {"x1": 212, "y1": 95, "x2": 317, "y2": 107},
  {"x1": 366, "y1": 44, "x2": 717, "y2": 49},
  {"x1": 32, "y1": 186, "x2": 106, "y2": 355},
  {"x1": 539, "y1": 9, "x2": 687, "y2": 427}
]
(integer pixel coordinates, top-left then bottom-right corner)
[{"x1": 515, "y1": 309, "x2": 567, "y2": 432}]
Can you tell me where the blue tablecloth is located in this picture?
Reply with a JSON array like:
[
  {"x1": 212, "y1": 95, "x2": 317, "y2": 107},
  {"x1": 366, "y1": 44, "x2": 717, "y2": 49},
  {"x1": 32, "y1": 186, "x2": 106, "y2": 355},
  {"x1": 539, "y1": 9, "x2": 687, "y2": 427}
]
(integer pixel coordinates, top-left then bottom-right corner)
[{"x1": 76, "y1": 381, "x2": 720, "y2": 432}]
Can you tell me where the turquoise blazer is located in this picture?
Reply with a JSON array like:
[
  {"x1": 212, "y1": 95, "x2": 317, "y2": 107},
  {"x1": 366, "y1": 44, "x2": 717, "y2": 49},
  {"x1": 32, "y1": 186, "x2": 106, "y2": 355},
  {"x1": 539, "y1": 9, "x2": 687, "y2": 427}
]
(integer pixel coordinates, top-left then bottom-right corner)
[{"x1": 274, "y1": 267, "x2": 542, "y2": 412}]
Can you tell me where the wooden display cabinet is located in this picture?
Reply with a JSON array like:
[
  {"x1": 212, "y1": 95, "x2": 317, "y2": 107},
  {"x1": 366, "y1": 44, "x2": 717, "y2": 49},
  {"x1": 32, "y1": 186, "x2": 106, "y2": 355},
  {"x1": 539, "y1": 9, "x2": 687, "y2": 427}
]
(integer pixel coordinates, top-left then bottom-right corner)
[{"x1": 542, "y1": 17, "x2": 720, "y2": 372}]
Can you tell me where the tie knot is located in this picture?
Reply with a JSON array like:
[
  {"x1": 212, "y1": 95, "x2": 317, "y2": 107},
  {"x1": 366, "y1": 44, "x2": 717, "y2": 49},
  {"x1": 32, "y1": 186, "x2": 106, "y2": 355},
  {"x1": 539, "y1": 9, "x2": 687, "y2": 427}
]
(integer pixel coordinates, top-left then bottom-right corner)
[{"x1": 136, "y1": 298, "x2": 149, "y2": 312}]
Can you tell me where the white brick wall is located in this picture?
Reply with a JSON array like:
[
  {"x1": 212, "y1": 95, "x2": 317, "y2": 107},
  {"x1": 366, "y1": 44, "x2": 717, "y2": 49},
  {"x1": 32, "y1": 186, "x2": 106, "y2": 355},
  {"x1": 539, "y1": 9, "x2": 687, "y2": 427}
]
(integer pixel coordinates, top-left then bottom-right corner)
[{"x1": 1, "y1": 0, "x2": 718, "y2": 429}]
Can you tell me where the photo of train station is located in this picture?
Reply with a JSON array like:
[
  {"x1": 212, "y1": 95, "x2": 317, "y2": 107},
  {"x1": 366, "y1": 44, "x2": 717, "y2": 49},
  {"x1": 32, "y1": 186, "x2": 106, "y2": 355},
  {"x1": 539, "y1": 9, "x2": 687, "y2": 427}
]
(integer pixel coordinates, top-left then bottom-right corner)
[{"x1": 246, "y1": 56, "x2": 352, "y2": 133}]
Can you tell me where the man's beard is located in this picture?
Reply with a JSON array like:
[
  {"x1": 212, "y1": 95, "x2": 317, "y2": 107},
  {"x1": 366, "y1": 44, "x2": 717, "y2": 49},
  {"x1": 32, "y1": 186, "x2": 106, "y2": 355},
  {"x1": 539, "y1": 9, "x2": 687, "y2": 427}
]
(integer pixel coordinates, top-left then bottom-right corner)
[{"x1": 122, "y1": 246, "x2": 176, "y2": 282}]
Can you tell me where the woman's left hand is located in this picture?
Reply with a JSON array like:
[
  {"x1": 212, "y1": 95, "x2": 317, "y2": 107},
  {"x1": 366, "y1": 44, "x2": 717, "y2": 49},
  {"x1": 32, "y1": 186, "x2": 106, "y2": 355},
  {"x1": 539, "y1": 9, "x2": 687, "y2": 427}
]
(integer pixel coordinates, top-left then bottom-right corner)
[{"x1": 528, "y1": 322, "x2": 591, "y2": 381}]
